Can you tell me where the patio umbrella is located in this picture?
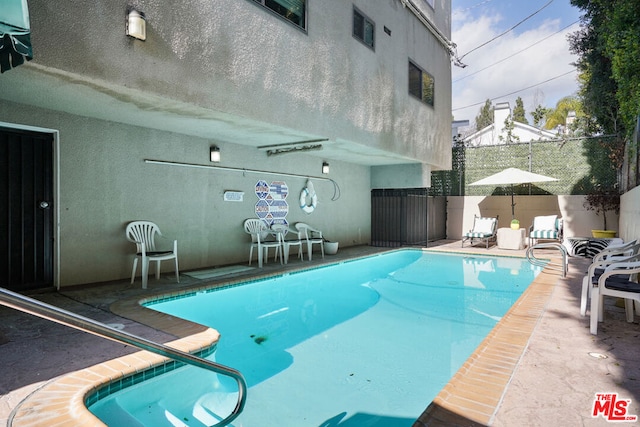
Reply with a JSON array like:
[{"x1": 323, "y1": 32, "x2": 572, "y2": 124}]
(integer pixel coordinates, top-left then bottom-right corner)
[
  {"x1": 469, "y1": 167, "x2": 558, "y2": 219},
  {"x1": 0, "y1": 0, "x2": 33, "y2": 73}
]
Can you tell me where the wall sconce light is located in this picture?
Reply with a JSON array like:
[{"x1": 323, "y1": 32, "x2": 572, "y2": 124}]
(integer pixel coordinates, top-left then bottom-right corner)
[
  {"x1": 322, "y1": 161, "x2": 330, "y2": 174},
  {"x1": 126, "y1": 9, "x2": 146, "y2": 41},
  {"x1": 210, "y1": 145, "x2": 221, "y2": 162}
]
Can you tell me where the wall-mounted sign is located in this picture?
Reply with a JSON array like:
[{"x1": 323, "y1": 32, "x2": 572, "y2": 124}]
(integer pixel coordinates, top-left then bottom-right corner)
[{"x1": 223, "y1": 191, "x2": 244, "y2": 202}]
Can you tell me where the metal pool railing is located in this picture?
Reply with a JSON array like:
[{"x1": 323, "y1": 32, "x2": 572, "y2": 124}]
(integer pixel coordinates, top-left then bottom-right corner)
[
  {"x1": 0, "y1": 287, "x2": 247, "y2": 427},
  {"x1": 526, "y1": 242, "x2": 568, "y2": 277}
]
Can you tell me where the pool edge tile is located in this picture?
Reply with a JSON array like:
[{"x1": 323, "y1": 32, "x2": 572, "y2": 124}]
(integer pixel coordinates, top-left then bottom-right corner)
[
  {"x1": 8, "y1": 329, "x2": 220, "y2": 427},
  {"x1": 414, "y1": 262, "x2": 560, "y2": 427}
]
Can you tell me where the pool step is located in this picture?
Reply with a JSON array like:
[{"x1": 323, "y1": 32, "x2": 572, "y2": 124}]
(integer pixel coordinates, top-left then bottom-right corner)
[{"x1": 91, "y1": 401, "x2": 145, "y2": 427}]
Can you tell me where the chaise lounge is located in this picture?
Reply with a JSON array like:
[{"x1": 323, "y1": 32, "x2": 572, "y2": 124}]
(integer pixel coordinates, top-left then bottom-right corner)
[
  {"x1": 462, "y1": 215, "x2": 498, "y2": 249},
  {"x1": 529, "y1": 215, "x2": 563, "y2": 246}
]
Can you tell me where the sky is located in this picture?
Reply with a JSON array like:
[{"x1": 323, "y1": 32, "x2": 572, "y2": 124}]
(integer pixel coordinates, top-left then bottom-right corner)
[{"x1": 451, "y1": 0, "x2": 583, "y2": 131}]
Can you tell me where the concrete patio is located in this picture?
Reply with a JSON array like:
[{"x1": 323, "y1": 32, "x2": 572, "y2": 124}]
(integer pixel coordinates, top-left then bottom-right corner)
[{"x1": 1, "y1": 241, "x2": 639, "y2": 426}]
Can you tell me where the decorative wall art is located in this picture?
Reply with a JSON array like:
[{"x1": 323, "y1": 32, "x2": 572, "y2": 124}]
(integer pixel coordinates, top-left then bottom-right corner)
[{"x1": 255, "y1": 180, "x2": 289, "y2": 226}]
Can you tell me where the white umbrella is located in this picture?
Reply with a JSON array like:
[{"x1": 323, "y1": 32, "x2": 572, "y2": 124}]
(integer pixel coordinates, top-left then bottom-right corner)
[{"x1": 469, "y1": 167, "x2": 558, "y2": 218}]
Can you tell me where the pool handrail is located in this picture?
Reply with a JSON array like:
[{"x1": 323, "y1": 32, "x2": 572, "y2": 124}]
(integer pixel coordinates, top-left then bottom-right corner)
[
  {"x1": 0, "y1": 287, "x2": 247, "y2": 427},
  {"x1": 526, "y1": 242, "x2": 568, "y2": 277}
]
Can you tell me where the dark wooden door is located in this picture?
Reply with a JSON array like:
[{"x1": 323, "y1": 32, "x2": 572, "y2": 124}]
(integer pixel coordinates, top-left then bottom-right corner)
[{"x1": 0, "y1": 127, "x2": 54, "y2": 291}]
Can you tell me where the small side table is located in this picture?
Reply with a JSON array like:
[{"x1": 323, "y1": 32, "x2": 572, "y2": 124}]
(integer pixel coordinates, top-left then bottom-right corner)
[{"x1": 497, "y1": 227, "x2": 526, "y2": 250}]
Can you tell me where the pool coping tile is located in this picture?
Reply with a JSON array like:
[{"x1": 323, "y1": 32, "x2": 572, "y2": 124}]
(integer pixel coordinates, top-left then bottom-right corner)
[
  {"x1": 9, "y1": 329, "x2": 220, "y2": 427},
  {"x1": 414, "y1": 262, "x2": 561, "y2": 426}
]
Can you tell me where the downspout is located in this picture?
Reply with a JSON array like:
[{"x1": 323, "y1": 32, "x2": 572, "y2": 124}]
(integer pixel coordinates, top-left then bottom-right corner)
[{"x1": 399, "y1": 0, "x2": 466, "y2": 67}]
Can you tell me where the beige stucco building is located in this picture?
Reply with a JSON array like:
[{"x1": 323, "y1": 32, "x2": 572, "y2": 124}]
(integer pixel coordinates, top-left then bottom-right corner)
[{"x1": 0, "y1": 0, "x2": 454, "y2": 288}]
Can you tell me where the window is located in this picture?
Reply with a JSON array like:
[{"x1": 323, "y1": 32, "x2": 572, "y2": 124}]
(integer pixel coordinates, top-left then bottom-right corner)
[
  {"x1": 253, "y1": 0, "x2": 306, "y2": 30},
  {"x1": 353, "y1": 7, "x2": 375, "y2": 49},
  {"x1": 408, "y1": 61, "x2": 434, "y2": 106}
]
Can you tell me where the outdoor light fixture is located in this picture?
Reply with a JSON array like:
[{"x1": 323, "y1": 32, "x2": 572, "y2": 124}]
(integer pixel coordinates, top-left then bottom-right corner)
[
  {"x1": 322, "y1": 161, "x2": 330, "y2": 174},
  {"x1": 126, "y1": 9, "x2": 146, "y2": 40},
  {"x1": 210, "y1": 145, "x2": 221, "y2": 162}
]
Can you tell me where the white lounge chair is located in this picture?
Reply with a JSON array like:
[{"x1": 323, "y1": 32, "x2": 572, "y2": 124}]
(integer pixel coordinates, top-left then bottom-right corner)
[
  {"x1": 461, "y1": 215, "x2": 498, "y2": 249},
  {"x1": 529, "y1": 215, "x2": 563, "y2": 246}
]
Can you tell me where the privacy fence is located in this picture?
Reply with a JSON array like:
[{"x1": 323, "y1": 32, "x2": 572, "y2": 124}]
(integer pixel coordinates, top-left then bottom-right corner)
[
  {"x1": 370, "y1": 136, "x2": 619, "y2": 248},
  {"x1": 371, "y1": 189, "x2": 446, "y2": 247},
  {"x1": 430, "y1": 137, "x2": 618, "y2": 197}
]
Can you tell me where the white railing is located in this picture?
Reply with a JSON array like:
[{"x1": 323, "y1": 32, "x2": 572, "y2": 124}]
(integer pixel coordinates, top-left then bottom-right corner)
[{"x1": 526, "y1": 243, "x2": 568, "y2": 277}]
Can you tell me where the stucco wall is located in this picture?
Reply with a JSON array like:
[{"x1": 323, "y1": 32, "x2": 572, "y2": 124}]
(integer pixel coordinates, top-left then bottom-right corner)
[
  {"x1": 0, "y1": 102, "x2": 371, "y2": 287},
  {"x1": 21, "y1": 0, "x2": 452, "y2": 171},
  {"x1": 448, "y1": 195, "x2": 619, "y2": 240},
  {"x1": 619, "y1": 186, "x2": 640, "y2": 242},
  {"x1": 0, "y1": 1, "x2": 456, "y2": 287}
]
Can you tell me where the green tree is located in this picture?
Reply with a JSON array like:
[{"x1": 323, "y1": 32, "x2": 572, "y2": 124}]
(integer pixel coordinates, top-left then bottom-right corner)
[
  {"x1": 531, "y1": 105, "x2": 552, "y2": 128},
  {"x1": 605, "y1": 0, "x2": 640, "y2": 139},
  {"x1": 474, "y1": 99, "x2": 493, "y2": 132},
  {"x1": 498, "y1": 116, "x2": 520, "y2": 144},
  {"x1": 544, "y1": 96, "x2": 584, "y2": 131},
  {"x1": 512, "y1": 97, "x2": 528, "y2": 124},
  {"x1": 569, "y1": 0, "x2": 640, "y2": 139}
]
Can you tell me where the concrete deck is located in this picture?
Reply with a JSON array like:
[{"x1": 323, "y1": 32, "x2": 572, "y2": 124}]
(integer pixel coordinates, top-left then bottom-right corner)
[{"x1": 1, "y1": 241, "x2": 639, "y2": 426}]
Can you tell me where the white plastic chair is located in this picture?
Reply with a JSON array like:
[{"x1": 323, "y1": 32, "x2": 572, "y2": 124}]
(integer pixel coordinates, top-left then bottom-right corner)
[
  {"x1": 590, "y1": 260, "x2": 640, "y2": 335},
  {"x1": 295, "y1": 222, "x2": 324, "y2": 261},
  {"x1": 271, "y1": 224, "x2": 303, "y2": 264},
  {"x1": 580, "y1": 241, "x2": 640, "y2": 316},
  {"x1": 125, "y1": 221, "x2": 179, "y2": 289},
  {"x1": 244, "y1": 219, "x2": 281, "y2": 268}
]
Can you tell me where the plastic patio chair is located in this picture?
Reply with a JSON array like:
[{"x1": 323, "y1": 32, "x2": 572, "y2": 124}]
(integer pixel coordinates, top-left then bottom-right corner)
[
  {"x1": 295, "y1": 222, "x2": 324, "y2": 261},
  {"x1": 590, "y1": 260, "x2": 640, "y2": 335},
  {"x1": 244, "y1": 219, "x2": 282, "y2": 268},
  {"x1": 125, "y1": 221, "x2": 179, "y2": 289},
  {"x1": 271, "y1": 223, "x2": 303, "y2": 264},
  {"x1": 580, "y1": 241, "x2": 640, "y2": 316}
]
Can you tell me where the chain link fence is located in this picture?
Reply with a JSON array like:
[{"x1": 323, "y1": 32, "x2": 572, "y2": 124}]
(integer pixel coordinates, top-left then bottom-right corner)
[{"x1": 430, "y1": 137, "x2": 619, "y2": 196}]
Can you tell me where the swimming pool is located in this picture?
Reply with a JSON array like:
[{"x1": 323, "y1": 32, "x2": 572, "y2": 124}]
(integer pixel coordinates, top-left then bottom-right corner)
[{"x1": 88, "y1": 250, "x2": 542, "y2": 426}]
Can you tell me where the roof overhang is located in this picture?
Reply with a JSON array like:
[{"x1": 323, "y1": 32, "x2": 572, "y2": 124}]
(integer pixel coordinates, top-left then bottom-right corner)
[{"x1": 0, "y1": 63, "x2": 423, "y2": 167}]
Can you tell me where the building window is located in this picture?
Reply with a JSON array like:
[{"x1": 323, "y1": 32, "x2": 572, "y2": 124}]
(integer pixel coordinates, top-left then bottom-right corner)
[
  {"x1": 408, "y1": 61, "x2": 434, "y2": 106},
  {"x1": 253, "y1": 0, "x2": 306, "y2": 30},
  {"x1": 353, "y1": 7, "x2": 375, "y2": 49}
]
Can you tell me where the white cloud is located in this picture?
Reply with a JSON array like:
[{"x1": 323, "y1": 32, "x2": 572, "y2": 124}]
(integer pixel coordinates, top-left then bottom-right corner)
[{"x1": 452, "y1": 12, "x2": 579, "y2": 128}]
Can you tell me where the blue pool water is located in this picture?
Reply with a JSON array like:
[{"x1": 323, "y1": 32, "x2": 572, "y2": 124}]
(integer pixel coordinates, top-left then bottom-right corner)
[{"x1": 89, "y1": 250, "x2": 542, "y2": 427}]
